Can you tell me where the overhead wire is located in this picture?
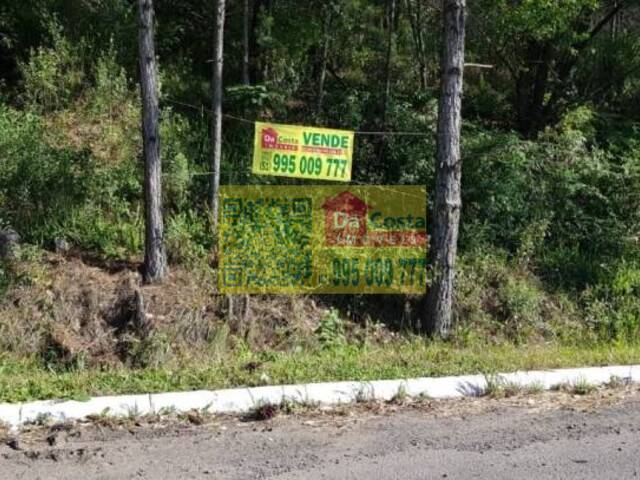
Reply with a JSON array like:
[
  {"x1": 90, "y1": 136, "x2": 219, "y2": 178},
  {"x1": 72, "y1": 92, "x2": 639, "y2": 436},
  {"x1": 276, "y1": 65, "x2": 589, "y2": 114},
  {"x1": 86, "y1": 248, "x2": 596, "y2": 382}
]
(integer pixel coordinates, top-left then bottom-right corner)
[{"x1": 163, "y1": 98, "x2": 430, "y2": 137}]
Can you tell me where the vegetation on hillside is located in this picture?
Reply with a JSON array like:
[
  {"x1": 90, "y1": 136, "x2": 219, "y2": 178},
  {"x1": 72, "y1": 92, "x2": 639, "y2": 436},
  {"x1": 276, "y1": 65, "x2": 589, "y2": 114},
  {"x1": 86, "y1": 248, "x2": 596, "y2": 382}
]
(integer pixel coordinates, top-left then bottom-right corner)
[{"x1": 0, "y1": 1, "x2": 639, "y2": 397}]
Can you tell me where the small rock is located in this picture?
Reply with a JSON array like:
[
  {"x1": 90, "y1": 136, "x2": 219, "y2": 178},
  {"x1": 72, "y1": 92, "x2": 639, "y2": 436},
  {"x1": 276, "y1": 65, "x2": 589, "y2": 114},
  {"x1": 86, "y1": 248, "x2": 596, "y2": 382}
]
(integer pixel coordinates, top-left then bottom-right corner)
[
  {"x1": 0, "y1": 228, "x2": 20, "y2": 261},
  {"x1": 6, "y1": 438, "x2": 20, "y2": 451},
  {"x1": 54, "y1": 237, "x2": 71, "y2": 254},
  {"x1": 187, "y1": 411, "x2": 204, "y2": 425}
]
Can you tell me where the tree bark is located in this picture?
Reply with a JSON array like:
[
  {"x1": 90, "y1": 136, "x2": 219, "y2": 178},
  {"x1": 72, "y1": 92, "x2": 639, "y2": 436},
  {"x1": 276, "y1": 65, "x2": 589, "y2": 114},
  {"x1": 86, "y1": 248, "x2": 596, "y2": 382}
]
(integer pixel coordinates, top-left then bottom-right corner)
[
  {"x1": 424, "y1": 0, "x2": 465, "y2": 338},
  {"x1": 138, "y1": 0, "x2": 166, "y2": 283},
  {"x1": 242, "y1": 0, "x2": 251, "y2": 85},
  {"x1": 381, "y1": 0, "x2": 397, "y2": 127},
  {"x1": 406, "y1": 0, "x2": 429, "y2": 92},
  {"x1": 210, "y1": 0, "x2": 226, "y2": 232},
  {"x1": 316, "y1": 2, "x2": 332, "y2": 118},
  {"x1": 515, "y1": 41, "x2": 551, "y2": 135},
  {"x1": 249, "y1": 0, "x2": 263, "y2": 83}
]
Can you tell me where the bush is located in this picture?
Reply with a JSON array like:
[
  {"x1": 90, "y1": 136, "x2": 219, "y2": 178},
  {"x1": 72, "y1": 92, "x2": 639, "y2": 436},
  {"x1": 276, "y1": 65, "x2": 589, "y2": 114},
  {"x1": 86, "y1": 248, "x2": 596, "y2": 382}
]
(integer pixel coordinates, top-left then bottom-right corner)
[
  {"x1": 89, "y1": 39, "x2": 131, "y2": 116},
  {"x1": 165, "y1": 211, "x2": 210, "y2": 266},
  {"x1": 461, "y1": 109, "x2": 640, "y2": 295},
  {"x1": 0, "y1": 106, "x2": 93, "y2": 243},
  {"x1": 0, "y1": 102, "x2": 146, "y2": 257},
  {"x1": 455, "y1": 250, "x2": 585, "y2": 343},
  {"x1": 18, "y1": 20, "x2": 85, "y2": 112},
  {"x1": 316, "y1": 308, "x2": 346, "y2": 348}
]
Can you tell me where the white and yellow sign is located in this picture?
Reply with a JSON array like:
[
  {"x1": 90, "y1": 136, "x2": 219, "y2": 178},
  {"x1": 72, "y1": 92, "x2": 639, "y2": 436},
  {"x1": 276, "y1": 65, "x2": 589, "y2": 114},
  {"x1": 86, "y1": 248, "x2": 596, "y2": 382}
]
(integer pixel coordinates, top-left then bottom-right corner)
[{"x1": 252, "y1": 122, "x2": 354, "y2": 182}]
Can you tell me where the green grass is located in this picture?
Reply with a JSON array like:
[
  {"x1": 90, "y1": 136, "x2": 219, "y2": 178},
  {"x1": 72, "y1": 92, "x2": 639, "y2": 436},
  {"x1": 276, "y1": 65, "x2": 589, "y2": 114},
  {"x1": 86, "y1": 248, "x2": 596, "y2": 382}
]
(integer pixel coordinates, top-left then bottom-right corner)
[{"x1": 1, "y1": 340, "x2": 639, "y2": 403}]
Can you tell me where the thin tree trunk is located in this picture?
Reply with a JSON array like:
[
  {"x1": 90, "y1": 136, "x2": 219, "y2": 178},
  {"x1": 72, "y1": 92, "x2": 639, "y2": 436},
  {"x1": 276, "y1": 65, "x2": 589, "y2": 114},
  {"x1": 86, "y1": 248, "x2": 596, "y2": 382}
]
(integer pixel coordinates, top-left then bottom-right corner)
[
  {"x1": 374, "y1": 0, "x2": 397, "y2": 174},
  {"x1": 249, "y1": 0, "x2": 263, "y2": 83},
  {"x1": 424, "y1": 0, "x2": 466, "y2": 338},
  {"x1": 261, "y1": 0, "x2": 273, "y2": 81},
  {"x1": 242, "y1": 0, "x2": 251, "y2": 85},
  {"x1": 210, "y1": 0, "x2": 226, "y2": 232},
  {"x1": 381, "y1": 0, "x2": 397, "y2": 127},
  {"x1": 316, "y1": 3, "x2": 331, "y2": 118},
  {"x1": 138, "y1": 0, "x2": 166, "y2": 283},
  {"x1": 406, "y1": 0, "x2": 428, "y2": 92}
]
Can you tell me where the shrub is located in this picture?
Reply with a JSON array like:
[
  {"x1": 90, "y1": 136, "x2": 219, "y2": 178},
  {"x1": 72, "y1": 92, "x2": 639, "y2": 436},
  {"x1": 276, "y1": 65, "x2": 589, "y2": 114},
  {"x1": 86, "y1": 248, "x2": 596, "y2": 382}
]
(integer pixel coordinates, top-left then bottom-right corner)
[
  {"x1": 19, "y1": 20, "x2": 85, "y2": 112},
  {"x1": 455, "y1": 250, "x2": 583, "y2": 343},
  {"x1": 165, "y1": 211, "x2": 210, "y2": 266},
  {"x1": 0, "y1": 106, "x2": 93, "y2": 243},
  {"x1": 316, "y1": 308, "x2": 346, "y2": 348},
  {"x1": 497, "y1": 276, "x2": 543, "y2": 341},
  {"x1": 89, "y1": 39, "x2": 131, "y2": 116}
]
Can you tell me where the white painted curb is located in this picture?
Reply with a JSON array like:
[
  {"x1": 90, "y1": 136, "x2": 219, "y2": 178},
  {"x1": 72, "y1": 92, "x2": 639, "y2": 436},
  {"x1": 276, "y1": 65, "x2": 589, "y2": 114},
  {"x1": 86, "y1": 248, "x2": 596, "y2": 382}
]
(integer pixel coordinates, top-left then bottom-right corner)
[{"x1": 1, "y1": 365, "x2": 638, "y2": 431}]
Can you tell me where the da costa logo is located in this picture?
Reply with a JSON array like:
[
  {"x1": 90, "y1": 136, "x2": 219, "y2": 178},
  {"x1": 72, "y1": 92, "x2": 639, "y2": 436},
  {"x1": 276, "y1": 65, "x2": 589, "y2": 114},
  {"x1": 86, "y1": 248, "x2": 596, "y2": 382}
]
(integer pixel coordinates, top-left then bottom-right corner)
[
  {"x1": 261, "y1": 127, "x2": 298, "y2": 151},
  {"x1": 261, "y1": 127, "x2": 278, "y2": 148},
  {"x1": 322, "y1": 191, "x2": 427, "y2": 247}
]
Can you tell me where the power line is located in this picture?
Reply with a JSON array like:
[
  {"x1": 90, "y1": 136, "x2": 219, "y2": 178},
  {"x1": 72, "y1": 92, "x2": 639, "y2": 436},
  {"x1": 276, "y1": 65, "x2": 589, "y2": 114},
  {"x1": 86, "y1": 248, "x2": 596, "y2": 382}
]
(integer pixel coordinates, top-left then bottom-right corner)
[{"x1": 163, "y1": 98, "x2": 430, "y2": 137}]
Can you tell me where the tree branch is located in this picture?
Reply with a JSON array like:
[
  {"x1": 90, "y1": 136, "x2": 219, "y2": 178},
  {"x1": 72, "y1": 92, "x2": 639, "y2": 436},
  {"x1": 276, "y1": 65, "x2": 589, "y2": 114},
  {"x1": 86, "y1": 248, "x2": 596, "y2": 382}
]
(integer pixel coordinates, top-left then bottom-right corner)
[{"x1": 575, "y1": 1, "x2": 628, "y2": 50}]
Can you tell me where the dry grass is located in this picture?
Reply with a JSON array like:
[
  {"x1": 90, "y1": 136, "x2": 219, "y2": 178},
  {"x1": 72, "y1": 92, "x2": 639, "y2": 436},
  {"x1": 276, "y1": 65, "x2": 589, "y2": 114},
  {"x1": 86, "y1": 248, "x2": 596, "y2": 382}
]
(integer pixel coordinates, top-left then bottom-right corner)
[
  {"x1": 0, "y1": 253, "x2": 332, "y2": 369},
  {"x1": 44, "y1": 97, "x2": 140, "y2": 166}
]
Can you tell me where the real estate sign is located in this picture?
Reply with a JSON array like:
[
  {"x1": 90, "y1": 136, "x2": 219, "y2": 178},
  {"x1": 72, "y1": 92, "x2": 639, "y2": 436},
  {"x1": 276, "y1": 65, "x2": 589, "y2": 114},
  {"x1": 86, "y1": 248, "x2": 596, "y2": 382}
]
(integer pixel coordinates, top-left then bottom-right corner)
[
  {"x1": 252, "y1": 122, "x2": 354, "y2": 182},
  {"x1": 219, "y1": 185, "x2": 427, "y2": 294}
]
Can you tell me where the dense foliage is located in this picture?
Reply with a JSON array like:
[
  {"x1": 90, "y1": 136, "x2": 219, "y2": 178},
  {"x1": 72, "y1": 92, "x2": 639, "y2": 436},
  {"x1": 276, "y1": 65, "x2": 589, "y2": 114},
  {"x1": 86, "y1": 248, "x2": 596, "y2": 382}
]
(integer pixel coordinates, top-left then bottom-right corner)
[{"x1": 1, "y1": 0, "x2": 639, "y2": 344}]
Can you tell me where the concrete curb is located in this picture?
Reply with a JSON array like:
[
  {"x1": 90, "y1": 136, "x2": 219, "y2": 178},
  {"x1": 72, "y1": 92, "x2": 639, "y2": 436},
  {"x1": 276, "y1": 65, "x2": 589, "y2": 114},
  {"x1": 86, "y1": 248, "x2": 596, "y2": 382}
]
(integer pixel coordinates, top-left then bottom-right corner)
[{"x1": 1, "y1": 365, "x2": 638, "y2": 430}]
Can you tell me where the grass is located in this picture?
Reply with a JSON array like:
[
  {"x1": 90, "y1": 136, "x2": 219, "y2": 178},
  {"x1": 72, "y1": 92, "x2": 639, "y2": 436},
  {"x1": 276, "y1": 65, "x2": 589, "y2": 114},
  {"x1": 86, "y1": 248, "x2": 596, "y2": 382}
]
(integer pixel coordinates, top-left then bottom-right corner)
[
  {"x1": 551, "y1": 375, "x2": 599, "y2": 395},
  {"x1": 483, "y1": 375, "x2": 545, "y2": 398},
  {"x1": 0, "y1": 340, "x2": 639, "y2": 404}
]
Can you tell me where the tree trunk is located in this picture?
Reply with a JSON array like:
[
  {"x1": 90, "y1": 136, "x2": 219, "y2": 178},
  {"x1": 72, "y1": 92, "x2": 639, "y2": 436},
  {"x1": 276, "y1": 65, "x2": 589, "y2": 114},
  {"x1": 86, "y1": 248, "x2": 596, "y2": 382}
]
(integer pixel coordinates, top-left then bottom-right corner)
[
  {"x1": 374, "y1": 0, "x2": 398, "y2": 175},
  {"x1": 424, "y1": 0, "x2": 466, "y2": 338},
  {"x1": 249, "y1": 0, "x2": 263, "y2": 83},
  {"x1": 611, "y1": 0, "x2": 619, "y2": 38},
  {"x1": 242, "y1": 0, "x2": 251, "y2": 85},
  {"x1": 138, "y1": 0, "x2": 166, "y2": 283},
  {"x1": 316, "y1": 3, "x2": 331, "y2": 118},
  {"x1": 406, "y1": 0, "x2": 429, "y2": 92},
  {"x1": 381, "y1": 0, "x2": 397, "y2": 127},
  {"x1": 515, "y1": 41, "x2": 551, "y2": 136},
  {"x1": 210, "y1": 0, "x2": 226, "y2": 232}
]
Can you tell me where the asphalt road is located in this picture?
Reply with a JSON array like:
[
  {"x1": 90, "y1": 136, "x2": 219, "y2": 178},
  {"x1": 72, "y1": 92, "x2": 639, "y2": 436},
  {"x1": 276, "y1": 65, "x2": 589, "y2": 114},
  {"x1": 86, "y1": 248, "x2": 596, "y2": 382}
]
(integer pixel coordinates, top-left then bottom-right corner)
[{"x1": 2, "y1": 389, "x2": 639, "y2": 479}]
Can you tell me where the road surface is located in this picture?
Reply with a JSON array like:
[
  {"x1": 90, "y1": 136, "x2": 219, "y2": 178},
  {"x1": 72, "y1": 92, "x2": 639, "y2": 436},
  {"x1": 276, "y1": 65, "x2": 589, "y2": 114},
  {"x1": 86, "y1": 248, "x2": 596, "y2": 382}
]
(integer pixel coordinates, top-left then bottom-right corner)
[{"x1": 2, "y1": 389, "x2": 639, "y2": 479}]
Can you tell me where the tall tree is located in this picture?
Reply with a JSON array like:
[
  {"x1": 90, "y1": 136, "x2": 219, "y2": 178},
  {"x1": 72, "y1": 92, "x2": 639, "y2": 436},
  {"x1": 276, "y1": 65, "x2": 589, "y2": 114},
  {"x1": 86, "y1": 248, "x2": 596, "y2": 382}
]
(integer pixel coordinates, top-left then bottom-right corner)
[
  {"x1": 249, "y1": 0, "x2": 273, "y2": 84},
  {"x1": 242, "y1": 0, "x2": 251, "y2": 85},
  {"x1": 210, "y1": 0, "x2": 226, "y2": 232},
  {"x1": 424, "y1": 0, "x2": 466, "y2": 338},
  {"x1": 405, "y1": 0, "x2": 431, "y2": 92},
  {"x1": 316, "y1": 1, "x2": 332, "y2": 117},
  {"x1": 381, "y1": 0, "x2": 397, "y2": 127},
  {"x1": 470, "y1": 0, "x2": 631, "y2": 135},
  {"x1": 138, "y1": 0, "x2": 166, "y2": 283}
]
